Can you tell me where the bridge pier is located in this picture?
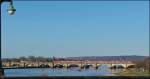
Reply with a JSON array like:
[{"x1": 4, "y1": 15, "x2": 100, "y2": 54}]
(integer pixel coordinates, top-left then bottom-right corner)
[
  {"x1": 80, "y1": 62, "x2": 83, "y2": 69},
  {"x1": 94, "y1": 63, "x2": 99, "y2": 69},
  {"x1": 52, "y1": 61, "x2": 55, "y2": 68},
  {"x1": 66, "y1": 64, "x2": 69, "y2": 68},
  {"x1": 9, "y1": 61, "x2": 11, "y2": 67},
  {"x1": 125, "y1": 64, "x2": 127, "y2": 69}
]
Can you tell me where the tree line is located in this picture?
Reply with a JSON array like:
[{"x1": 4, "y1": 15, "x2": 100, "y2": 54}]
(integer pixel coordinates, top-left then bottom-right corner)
[
  {"x1": 133, "y1": 57, "x2": 150, "y2": 71},
  {"x1": 2, "y1": 56, "x2": 53, "y2": 62}
]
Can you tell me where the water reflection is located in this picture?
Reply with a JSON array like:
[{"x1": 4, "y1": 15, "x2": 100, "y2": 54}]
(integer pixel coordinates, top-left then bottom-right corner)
[{"x1": 4, "y1": 65, "x2": 122, "y2": 77}]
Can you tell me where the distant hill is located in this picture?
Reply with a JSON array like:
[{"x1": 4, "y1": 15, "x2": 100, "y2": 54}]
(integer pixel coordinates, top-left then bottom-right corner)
[
  {"x1": 2, "y1": 55, "x2": 148, "y2": 62},
  {"x1": 63, "y1": 55, "x2": 148, "y2": 61}
]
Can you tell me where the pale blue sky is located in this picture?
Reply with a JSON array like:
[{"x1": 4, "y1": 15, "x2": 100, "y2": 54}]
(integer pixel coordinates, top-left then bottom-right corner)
[{"x1": 1, "y1": 1, "x2": 149, "y2": 58}]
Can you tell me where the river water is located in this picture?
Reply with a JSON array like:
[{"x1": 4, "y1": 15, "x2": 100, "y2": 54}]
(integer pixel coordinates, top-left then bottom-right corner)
[{"x1": 4, "y1": 65, "x2": 120, "y2": 77}]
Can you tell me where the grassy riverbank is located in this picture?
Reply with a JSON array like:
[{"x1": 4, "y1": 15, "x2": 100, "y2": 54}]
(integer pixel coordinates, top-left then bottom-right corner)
[{"x1": 115, "y1": 70, "x2": 150, "y2": 76}]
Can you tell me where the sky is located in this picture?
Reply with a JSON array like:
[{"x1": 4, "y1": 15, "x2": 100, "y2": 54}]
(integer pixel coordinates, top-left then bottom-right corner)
[{"x1": 1, "y1": 1, "x2": 149, "y2": 58}]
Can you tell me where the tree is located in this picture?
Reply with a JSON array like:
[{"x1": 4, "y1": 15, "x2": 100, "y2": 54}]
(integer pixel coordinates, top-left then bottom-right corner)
[
  {"x1": 19, "y1": 56, "x2": 26, "y2": 61},
  {"x1": 143, "y1": 57, "x2": 150, "y2": 71},
  {"x1": 28, "y1": 56, "x2": 36, "y2": 61},
  {"x1": 11, "y1": 58, "x2": 20, "y2": 62},
  {"x1": 134, "y1": 56, "x2": 150, "y2": 72},
  {"x1": 37, "y1": 56, "x2": 45, "y2": 62}
]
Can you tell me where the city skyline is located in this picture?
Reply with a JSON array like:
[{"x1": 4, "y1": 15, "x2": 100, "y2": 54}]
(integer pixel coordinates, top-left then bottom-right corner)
[{"x1": 1, "y1": 1, "x2": 149, "y2": 58}]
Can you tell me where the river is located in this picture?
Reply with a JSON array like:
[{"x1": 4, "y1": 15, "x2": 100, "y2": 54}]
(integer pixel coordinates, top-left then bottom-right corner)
[{"x1": 4, "y1": 65, "x2": 121, "y2": 77}]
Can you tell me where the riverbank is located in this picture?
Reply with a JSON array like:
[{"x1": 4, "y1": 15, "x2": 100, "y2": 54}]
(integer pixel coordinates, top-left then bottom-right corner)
[{"x1": 115, "y1": 70, "x2": 150, "y2": 76}]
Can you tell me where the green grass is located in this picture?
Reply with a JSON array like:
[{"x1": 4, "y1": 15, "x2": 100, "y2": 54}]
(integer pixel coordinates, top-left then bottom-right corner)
[{"x1": 115, "y1": 70, "x2": 150, "y2": 76}]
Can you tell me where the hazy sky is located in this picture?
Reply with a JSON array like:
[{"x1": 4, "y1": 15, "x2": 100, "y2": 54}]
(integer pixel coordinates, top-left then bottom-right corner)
[{"x1": 1, "y1": 1, "x2": 149, "y2": 58}]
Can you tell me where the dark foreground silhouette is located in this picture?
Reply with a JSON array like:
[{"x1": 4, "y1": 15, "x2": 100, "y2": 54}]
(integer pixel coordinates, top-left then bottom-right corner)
[{"x1": 0, "y1": 76, "x2": 150, "y2": 79}]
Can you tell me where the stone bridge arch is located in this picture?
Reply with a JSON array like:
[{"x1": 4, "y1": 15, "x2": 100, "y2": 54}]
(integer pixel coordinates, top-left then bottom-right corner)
[
  {"x1": 109, "y1": 63, "x2": 135, "y2": 69},
  {"x1": 67, "y1": 64, "x2": 79, "y2": 68},
  {"x1": 39, "y1": 64, "x2": 50, "y2": 68}
]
